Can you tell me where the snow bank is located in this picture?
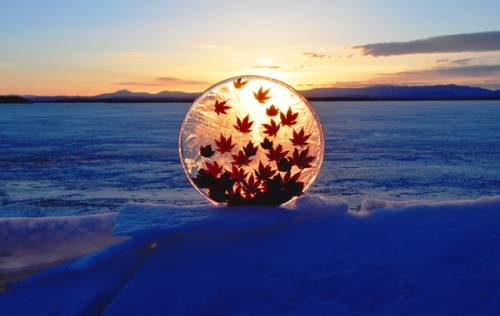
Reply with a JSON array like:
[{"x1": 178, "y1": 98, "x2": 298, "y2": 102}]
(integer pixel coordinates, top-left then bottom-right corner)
[
  {"x1": 0, "y1": 213, "x2": 124, "y2": 289},
  {"x1": 114, "y1": 195, "x2": 348, "y2": 238},
  {"x1": 1, "y1": 195, "x2": 499, "y2": 315}
]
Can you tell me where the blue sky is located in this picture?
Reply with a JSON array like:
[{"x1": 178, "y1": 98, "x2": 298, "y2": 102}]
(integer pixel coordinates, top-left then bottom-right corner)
[{"x1": 1, "y1": 0, "x2": 500, "y2": 94}]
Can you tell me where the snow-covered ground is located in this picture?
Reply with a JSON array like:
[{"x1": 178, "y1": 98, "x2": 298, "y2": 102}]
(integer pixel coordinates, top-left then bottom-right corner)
[
  {"x1": 1, "y1": 195, "x2": 499, "y2": 315},
  {"x1": 0, "y1": 213, "x2": 125, "y2": 290}
]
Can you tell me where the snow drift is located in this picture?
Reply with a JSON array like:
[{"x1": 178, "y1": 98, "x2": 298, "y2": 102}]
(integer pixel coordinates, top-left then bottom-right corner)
[{"x1": 1, "y1": 195, "x2": 500, "y2": 315}]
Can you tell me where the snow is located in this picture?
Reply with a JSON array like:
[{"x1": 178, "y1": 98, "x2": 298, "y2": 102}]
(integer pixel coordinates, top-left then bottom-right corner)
[
  {"x1": 1, "y1": 195, "x2": 500, "y2": 315},
  {"x1": 0, "y1": 213, "x2": 125, "y2": 289}
]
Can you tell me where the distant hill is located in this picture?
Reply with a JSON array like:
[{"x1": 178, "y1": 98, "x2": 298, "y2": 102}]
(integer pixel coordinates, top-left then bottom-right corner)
[
  {"x1": 25, "y1": 89, "x2": 199, "y2": 103},
  {"x1": 0, "y1": 95, "x2": 33, "y2": 104},
  {"x1": 23, "y1": 84, "x2": 500, "y2": 103},
  {"x1": 300, "y1": 84, "x2": 500, "y2": 101}
]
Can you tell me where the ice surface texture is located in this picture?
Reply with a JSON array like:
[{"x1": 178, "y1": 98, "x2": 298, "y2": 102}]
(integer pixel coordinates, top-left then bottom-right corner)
[
  {"x1": 179, "y1": 76, "x2": 324, "y2": 206},
  {"x1": 1, "y1": 195, "x2": 500, "y2": 315},
  {"x1": 2, "y1": 101, "x2": 500, "y2": 215}
]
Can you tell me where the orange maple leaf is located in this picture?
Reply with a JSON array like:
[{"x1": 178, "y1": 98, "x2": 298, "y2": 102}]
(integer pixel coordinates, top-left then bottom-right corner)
[
  {"x1": 215, "y1": 134, "x2": 235, "y2": 153},
  {"x1": 262, "y1": 119, "x2": 280, "y2": 137},
  {"x1": 253, "y1": 87, "x2": 271, "y2": 103},
  {"x1": 214, "y1": 100, "x2": 231, "y2": 115},
  {"x1": 266, "y1": 105, "x2": 279, "y2": 116},
  {"x1": 233, "y1": 78, "x2": 249, "y2": 89},
  {"x1": 234, "y1": 114, "x2": 253, "y2": 133},
  {"x1": 290, "y1": 128, "x2": 311, "y2": 147},
  {"x1": 280, "y1": 107, "x2": 299, "y2": 126}
]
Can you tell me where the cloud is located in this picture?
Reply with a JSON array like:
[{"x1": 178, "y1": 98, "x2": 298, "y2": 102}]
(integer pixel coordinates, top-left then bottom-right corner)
[
  {"x1": 354, "y1": 31, "x2": 500, "y2": 56},
  {"x1": 385, "y1": 64, "x2": 500, "y2": 78},
  {"x1": 252, "y1": 65, "x2": 281, "y2": 69},
  {"x1": 302, "y1": 52, "x2": 330, "y2": 59},
  {"x1": 116, "y1": 77, "x2": 209, "y2": 87},
  {"x1": 200, "y1": 44, "x2": 232, "y2": 51},
  {"x1": 155, "y1": 77, "x2": 209, "y2": 85},
  {"x1": 369, "y1": 64, "x2": 500, "y2": 89},
  {"x1": 300, "y1": 64, "x2": 500, "y2": 90},
  {"x1": 112, "y1": 52, "x2": 145, "y2": 60}
]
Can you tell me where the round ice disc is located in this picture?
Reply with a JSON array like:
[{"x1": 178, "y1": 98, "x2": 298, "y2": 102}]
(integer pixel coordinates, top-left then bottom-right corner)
[{"x1": 179, "y1": 75, "x2": 324, "y2": 206}]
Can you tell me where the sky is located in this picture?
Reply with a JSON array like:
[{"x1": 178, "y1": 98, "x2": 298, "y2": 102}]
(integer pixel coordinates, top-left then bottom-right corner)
[{"x1": 1, "y1": 0, "x2": 500, "y2": 95}]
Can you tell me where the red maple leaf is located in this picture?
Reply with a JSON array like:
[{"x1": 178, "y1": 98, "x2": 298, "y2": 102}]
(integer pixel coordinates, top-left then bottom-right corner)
[
  {"x1": 232, "y1": 150, "x2": 252, "y2": 166},
  {"x1": 290, "y1": 128, "x2": 311, "y2": 147},
  {"x1": 291, "y1": 147, "x2": 315, "y2": 169},
  {"x1": 229, "y1": 165, "x2": 247, "y2": 182},
  {"x1": 205, "y1": 161, "x2": 223, "y2": 177},
  {"x1": 277, "y1": 157, "x2": 293, "y2": 172},
  {"x1": 260, "y1": 137, "x2": 273, "y2": 150},
  {"x1": 234, "y1": 114, "x2": 253, "y2": 133},
  {"x1": 200, "y1": 144, "x2": 215, "y2": 157},
  {"x1": 283, "y1": 170, "x2": 302, "y2": 183},
  {"x1": 214, "y1": 100, "x2": 231, "y2": 115},
  {"x1": 242, "y1": 174, "x2": 261, "y2": 196},
  {"x1": 266, "y1": 105, "x2": 279, "y2": 116},
  {"x1": 243, "y1": 140, "x2": 258, "y2": 157},
  {"x1": 262, "y1": 119, "x2": 280, "y2": 137},
  {"x1": 255, "y1": 162, "x2": 276, "y2": 181},
  {"x1": 233, "y1": 78, "x2": 249, "y2": 89},
  {"x1": 266, "y1": 144, "x2": 289, "y2": 162},
  {"x1": 280, "y1": 107, "x2": 299, "y2": 126},
  {"x1": 215, "y1": 134, "x2": 235, "y2": 153},
  {"x1": 253, "y1": 87, "x2": 271, "y2": 103}
]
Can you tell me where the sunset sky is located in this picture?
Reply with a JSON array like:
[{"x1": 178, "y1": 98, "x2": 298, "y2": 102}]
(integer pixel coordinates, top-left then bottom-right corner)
[{"x1": 1, "y1": 0, "x2": 500, "y2": 95}]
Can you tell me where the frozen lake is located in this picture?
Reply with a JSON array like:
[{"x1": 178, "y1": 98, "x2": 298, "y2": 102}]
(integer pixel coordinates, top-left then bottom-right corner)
[{"x1": 1, "y1": 101, "x2": 500, "y2": 216}]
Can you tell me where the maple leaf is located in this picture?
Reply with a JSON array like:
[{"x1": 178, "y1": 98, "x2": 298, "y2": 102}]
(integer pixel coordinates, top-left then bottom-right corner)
[
  {"x1": 266, "y1": 105, "x2": 279, "y2": 116},
  {"x1": 215, "y1": 134, "x2": 235, "y2": 153},
  {"x1": 290, "y1": 128, "x2": 311, "y2": 147},
  {"x1": 234, "y1": 114, "x2": 253, "y2": 133},
  {"x1": 243, "y1": 140, "x2": 258, "y2": 157},
  {"x1": 283, "y1": 170, "x2": 302, "y2": 183},
  {"x1": 242, "y1": 174, "x2": 261, "y2": 196},
  {"x1": 280, "y1": 107, "x2": 299, "y2": 126},
  {"x1": 214, "y1": 100, "x2": 231, "y2": 115},
  {"x1": 232, "y1": 150, "x2": 252, "y2": 166},
  {"x1": 260, "y1": 137, "x2": 273, "y2": 150},
  {"x1": 262, "y1": 119, "x2": 280, "y2": 137},
  {"x1": 253, "y1": 87, "x2": 271, "y2": 104},
  {"x1": 283, "y1": 170, "x2": 304, "y2": 197},
  {"x1": 218, "y1": 171, "x2": 234, "y2": 189},
  {"x1": 291, "y1": 147, "x2": 315, "y2": 169},
  {"x1": 233, "y1": 78, "x2": 249, "y2": 89},
  {"x1": 200, "y1": 144, "x2": 215, "y2": 158},
  {"x1": 229, "y1": 165, "x2": 247, "y2": 182},
  {"x1": 255, "y1": 162, "x2": 276, "y2": 181},
  {"x1": 277, "y1": 157, "x2": 293, "y2": 172},
  {"x1": 192, "y1": 169, "x2": 216, "y2": 189},
  {"x1": 266, "y1": 144, "x2": 289, "y2": 162},
  {"x1": 205, "y1": 161, "x2": 223, "y2": 177}
]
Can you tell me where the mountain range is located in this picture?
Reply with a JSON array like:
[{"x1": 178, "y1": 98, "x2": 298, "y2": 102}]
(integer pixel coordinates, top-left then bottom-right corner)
[{"x1": 8, "y1": 84, "x2": 500, "y2": 103}]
